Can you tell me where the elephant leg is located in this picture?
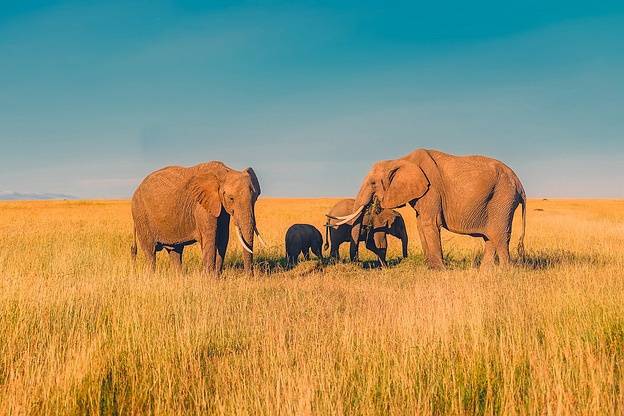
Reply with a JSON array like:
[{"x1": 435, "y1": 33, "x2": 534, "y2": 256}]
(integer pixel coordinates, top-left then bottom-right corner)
[
  {"x1": 166, "y1": 246, "x2": 183, "y2": 273},
  {"x1": 372, "y1": 231, "x2": 388, "y2": 267},
  {"x1": 349, "y1": 241, "x2": 360, "y2": 262},
  {"x1": 330, "y1": 245, "x2": 340, "y2": 261},
  {"x1": 349, "y1": 224, "x2": 361, "y2": 262},
  {"x1": 401, "y1": 232, "x2": 409, "y2": 258},
  {"x1": 329, "y1": 229, "x2": 341, "y2": 261},
  {"x1": 196, "y1": 211, "x2": 218, "y2": 276},
  {"x1": 303, "y1": 247, "x2": 310, "y2": 261},
  {"x1": 138, "y1": 236, "x2": 157, "y2": 272},
  {"x1": 415, "y1": 219, "x2": 430, "y2": 262},
  {"x1": 312, "y1": 244, "x2": 323, "y2": 260},
  {"x1": 417, "y1": 219, "x2": 444, "y2": 270},
  {"x1": 215, "y1": 213, "x2": 230, "y2": 274},
  {"x1": 288, "y1": 251, "x2": 299, "y2": 267},
  {"x1": 494, "y1": 234, "x2": 512, "y2": 267},
  {"x1": 480, "y1": 238, "x2": 496, "y2": 269},
  {"x1": 200, "y1": 239, "x2": 217, "y2": 276}
]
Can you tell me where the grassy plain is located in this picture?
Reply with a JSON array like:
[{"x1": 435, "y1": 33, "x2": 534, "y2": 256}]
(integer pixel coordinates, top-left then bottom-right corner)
[{"x1": 0, "y1": 198, "x2": 623, "y2": 415}]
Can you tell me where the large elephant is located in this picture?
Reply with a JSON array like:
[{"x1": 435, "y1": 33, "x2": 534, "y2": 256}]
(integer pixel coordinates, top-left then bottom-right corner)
[
  {"x1": 335, "y1": 149, "x2": 526, "y2": 269},
  {"x1": 324, "y1": 198, "x2": 408, "y2": 266},
  {"x1": 131, "y1": 161, "x2": 265, "y2": 276}
]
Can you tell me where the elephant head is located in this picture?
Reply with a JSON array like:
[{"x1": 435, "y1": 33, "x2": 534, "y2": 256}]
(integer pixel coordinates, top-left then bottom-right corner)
[
  {"x1": 335, "y1": 158, "x2": 432, "y2": 226},
  {"x1": 190, "y1": 167, "x2": 265, "y2": 274}
]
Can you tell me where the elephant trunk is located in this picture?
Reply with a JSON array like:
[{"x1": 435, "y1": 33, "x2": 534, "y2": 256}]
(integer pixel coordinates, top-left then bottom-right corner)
[
  {"x1": 234, "y1": 208, "x2": 255, "y2": 276},
  {"x1": 324, "y1": 222, "x2": 330, "y2": 251},
  {"x1": 242, "y1": 226, "x2": 254, "y2": 275}
]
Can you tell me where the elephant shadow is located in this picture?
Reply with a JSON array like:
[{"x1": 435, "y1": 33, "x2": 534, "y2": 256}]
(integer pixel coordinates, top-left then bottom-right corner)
[
  {"x1": 241, "y1": 255, "x2": 290, "y2": 274},
  {"x1": 515, "y1": 249, "x2": 605, "y2": 270},
  {"x1": 466, "y1": 248, "x2": 604, "y2": 271},
  {"x1": 360, "y1": 257, "x2": 405, "y2": 269},
  {"x1": 224, "y1": 248, "x2": 601, "y2": 275}
]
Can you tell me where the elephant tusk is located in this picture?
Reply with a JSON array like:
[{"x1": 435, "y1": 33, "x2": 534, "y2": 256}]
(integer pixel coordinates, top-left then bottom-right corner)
[
  {"x1": 236, "y1": 227, "x2": 253, "y2": 254},
  {"x1": 254, "y1": 227, "x2": 267, "y2": 247},
  {"x1": 334, "y1": 205, "x2": 365, "y2": 226}
]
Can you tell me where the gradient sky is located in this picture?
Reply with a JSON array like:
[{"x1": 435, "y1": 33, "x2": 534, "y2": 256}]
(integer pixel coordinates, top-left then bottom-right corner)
[{"x1": 1, "y1": 1, "x2": 623, "y2": 198}]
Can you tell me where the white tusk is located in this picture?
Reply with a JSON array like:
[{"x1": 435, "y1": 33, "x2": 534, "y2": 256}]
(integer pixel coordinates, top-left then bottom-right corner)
[
  {"x1": 334, "y1": 205, "x2": 365, "y2": 226},
  {"x1": 254, "y1": 227, "x2": 267, "y2": 247},
  {"x1": 236, "y1": 227, "x2": 253, "y2": 254}
]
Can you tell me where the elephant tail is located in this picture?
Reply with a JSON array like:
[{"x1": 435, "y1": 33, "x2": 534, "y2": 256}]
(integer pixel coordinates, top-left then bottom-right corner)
[
  {"x1": 131, "y1": 226, "x2": 138, "y2": 260},
  {"x1": 517, "y1": 190, "x2": 526, "y2": 259}
]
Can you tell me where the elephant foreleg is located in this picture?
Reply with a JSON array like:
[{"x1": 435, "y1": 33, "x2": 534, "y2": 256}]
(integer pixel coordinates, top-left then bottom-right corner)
[
  {"x1": 372, "y1": 231, "x2": 388, "y2": 267},
  {"x1": 416, "y1": 218, "x2": 445, "y2": 270},
  {"x1": 201, "y1": 239, "x2": 217, "y2": 276},
  {"x1": 401, "y1": 232, "x2": 408, "y2": 258},
  {"x1": 196, "y1": 207, "x2": 218, "y2": 276},
  {"x1": 329, "y1": 228, "x2": 340, "y2": 261},
  {"x1": 349, "y1": 224, "x2": 361, "y2": 262}
]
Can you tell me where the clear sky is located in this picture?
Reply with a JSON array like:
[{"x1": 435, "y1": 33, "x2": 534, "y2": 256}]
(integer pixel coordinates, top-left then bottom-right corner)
[{"x1": 1, "y1": 1, "x2": 623, "y2": 198}]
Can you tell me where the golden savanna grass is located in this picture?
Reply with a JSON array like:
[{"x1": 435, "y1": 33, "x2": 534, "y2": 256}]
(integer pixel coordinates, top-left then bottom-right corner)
[{"x1": 1, "y1": 198, "x2": 623, "y2": 415}]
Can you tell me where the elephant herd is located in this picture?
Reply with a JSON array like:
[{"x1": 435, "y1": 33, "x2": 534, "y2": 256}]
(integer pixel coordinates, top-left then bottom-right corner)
[{"x1": 131, "y1": 148, "x2": 526, "y2": 276}]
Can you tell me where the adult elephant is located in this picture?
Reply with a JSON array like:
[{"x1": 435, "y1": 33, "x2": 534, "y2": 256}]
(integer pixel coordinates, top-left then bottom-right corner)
[
  {"x1": 324, "y1": 198, "x2": 408, "y2": 266},
  {"x1": 131, "y1": 161, "x2": 265, "y2": 276},
  {"x1": 335, "y1": 149, "x2": 526, "y2": 269}
]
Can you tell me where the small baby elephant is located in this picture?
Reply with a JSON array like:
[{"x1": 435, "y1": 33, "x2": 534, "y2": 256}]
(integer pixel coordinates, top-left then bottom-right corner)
[{"x1": 285, "y1": 224, "x2": 324, "y2": 267}]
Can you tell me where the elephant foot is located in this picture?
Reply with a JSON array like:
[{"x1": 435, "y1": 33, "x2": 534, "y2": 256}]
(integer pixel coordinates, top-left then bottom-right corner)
[
  {"x1": 479, "y1": 260, "x2": 495, "y2": 271},
  {"x1": 426, "y1": 259, "x2": 445, "y2": 270}
]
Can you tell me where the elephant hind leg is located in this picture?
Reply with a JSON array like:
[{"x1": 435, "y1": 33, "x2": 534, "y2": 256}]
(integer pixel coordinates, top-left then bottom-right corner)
[
  {"x1": 138, "y1": 237, "x2": 157, "y2": 272},
  {"x1": 494, "y1": 234, "x2": 512, "y2": 267},
  {"x1": 286, "y1": 251, "x2": 298, "y2": 268},
  {"x1": 480, "y1": 237, "x2": 496, "y2": 269},
  {"x1": 311, "y1": 244, "x2": 323, "y2": 260}
]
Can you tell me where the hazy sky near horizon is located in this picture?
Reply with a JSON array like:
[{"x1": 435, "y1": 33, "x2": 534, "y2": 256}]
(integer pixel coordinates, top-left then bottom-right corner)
[{"x1": 1, "y1": 1, "x2": 623, "y2": 198}]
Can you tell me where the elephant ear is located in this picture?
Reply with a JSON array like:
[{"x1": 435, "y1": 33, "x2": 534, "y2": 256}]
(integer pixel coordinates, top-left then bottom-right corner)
[
  {"x1": 188, "y1": 174, "x2": 222, "y2": 217},
  {"x1": 244, "y1": 167, "x2": 261, "y2": 196},
  {"x1": 381, "y1": 162, "x2": 430, "y2": 209}
]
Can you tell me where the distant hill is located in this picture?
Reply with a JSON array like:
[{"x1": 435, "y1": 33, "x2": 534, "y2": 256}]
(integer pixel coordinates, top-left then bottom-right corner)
[{"x1": 0, "y1": 191, "x2": 78, "y2": 201}]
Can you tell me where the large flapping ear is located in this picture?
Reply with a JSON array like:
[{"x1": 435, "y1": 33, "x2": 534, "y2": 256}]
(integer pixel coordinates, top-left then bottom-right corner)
[
  {"x1": 381, "y1": 161, "x2": 429, "y2": 209},
  {"x1": 188, "y1": 174, "x2": 222, "y2": 217},
  {"x1": 244, "y1": 167, "x2": 261, "y2": 196}
]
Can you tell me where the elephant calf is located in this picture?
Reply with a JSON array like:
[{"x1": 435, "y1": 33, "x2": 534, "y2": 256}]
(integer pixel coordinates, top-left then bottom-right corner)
[
  {"x1": 325, "y1": 198, "x2": 408, "y2": 266},
  {"x1": 285, "y1": 224, "x2": 323, "y2": 267}
]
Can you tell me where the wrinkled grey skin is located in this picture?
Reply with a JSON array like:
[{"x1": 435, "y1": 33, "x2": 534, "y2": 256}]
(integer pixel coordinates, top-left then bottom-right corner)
[
  {"x1": 325, "y1": 198, "x2": 408, "y2": 266},
  {"x1": 342, "y1": 149, "x2": 526, "y2": 269},
  {"x1": 131, "y1": 161, "x2": 261, "y2": 276},
  {"x1": 285, "y1": 224, "x2": 323, "y2": 267}
]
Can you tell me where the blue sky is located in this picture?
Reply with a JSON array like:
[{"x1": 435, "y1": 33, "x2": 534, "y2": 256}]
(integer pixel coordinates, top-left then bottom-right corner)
[{"x1": 1, "y1": 1, "x2": 623, "y2": 198}]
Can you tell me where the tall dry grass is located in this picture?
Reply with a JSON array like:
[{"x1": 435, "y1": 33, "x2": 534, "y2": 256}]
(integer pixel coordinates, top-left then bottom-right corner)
[{"x1": 0, "y1": 198, "x2": 623, "y2": 415}]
